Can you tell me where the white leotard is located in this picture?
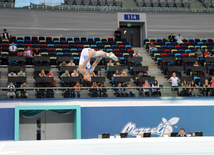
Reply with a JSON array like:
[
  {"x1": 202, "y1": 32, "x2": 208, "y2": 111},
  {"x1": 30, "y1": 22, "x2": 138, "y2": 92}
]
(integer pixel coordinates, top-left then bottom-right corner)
[{"x1": 79, "y1": 48, "x2": 92, "y2": 74}]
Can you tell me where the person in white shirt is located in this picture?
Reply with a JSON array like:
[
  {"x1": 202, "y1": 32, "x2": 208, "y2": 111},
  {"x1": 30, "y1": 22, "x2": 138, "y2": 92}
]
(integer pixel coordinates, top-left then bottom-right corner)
[
  {"x1": 7, "y1": 82, "x2": 16, "y2": 98},
  {"x1": 152, "y1": 80, "x2": 161, "y2": 97},
  {"x1": 9, "y1": 42, "x2": 17, "y2": 52},
  {"x1": 168, "y1": 72, "x2": 181, "y2": 97},
  {"x1": 2, "y1": 29, "x2": 11, "y2": 40},
  {"x1": 133, "y1": 51, "x2": 141, "y2": 57},
  {"x1": 176, "y1": 33, "x2": 183, "y2": 43},
  {"x1": 71, "y1": 69, "x2": 79, "y2": 77}
]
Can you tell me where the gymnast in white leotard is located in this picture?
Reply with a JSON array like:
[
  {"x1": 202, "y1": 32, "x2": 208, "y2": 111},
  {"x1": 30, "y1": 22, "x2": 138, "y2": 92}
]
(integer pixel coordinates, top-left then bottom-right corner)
[{"x1": 78, "y1": 48, "x2": 118, "y2": 82}]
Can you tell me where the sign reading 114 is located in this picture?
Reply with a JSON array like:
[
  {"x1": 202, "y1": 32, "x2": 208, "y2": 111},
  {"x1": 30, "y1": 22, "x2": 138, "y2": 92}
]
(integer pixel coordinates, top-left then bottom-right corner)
[{"x1": 124, "y1": 14, "x2": 140, "y2": 20}]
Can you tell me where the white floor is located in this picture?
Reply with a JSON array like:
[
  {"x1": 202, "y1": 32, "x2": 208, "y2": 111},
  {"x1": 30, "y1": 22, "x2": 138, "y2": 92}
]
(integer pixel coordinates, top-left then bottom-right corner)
[{"x1": 1, "y1": 137, "x2": 214, "y2": 155}]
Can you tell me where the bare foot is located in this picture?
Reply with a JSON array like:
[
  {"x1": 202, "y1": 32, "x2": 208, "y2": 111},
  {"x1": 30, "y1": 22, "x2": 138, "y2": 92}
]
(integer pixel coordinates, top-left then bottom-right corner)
[{"x1": 109, "y1": 52, "x2": 118, "y2": 61}]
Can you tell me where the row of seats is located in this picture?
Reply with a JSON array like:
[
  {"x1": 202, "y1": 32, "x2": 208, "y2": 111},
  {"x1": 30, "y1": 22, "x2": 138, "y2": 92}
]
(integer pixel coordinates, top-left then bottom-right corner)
[
  {"x1": 70, "y1": 0, "x2": 122, "y2": 6},
  {"x1": 199, "y1": 0, "x2": 214, "y2": 8},
  {"x1": 135, "y1": 0, "x2": 190, "y2": 7}
]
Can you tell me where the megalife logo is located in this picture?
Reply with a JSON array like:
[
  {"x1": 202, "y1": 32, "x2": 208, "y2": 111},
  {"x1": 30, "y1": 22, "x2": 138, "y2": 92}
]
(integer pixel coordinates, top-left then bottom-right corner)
[{"x1": 121, "y1": 117, "x2": 179, "y2": 137}]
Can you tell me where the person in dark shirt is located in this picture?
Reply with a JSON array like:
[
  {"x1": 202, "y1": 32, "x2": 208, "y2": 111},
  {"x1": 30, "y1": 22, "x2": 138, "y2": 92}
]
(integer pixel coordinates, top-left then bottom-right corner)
[
  {"x1": 176, "y1": 128, "x2": 187, "y2": 137},
  {"x1": 168, "y1": 32, "x2": 176, "y2": 42},
  {"x1": 114, "y1": 28, "x2": 122, "y2": 39}
]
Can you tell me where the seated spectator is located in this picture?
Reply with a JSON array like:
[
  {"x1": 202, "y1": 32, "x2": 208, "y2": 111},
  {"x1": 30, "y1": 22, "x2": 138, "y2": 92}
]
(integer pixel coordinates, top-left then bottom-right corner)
[
  {"x1": 148, "y1": 43, "x2": 157, "y2": 56},
  {"x1": 121, "y1": 69, "x2": 128, "y2": 77},
  {"x1": 116, "y1": 62, "x2": 121, "y2": 66},
  {"x1": 168, "y1": 32, "x2": 176, "y2": 42},
  {"x1": 143, "y1": 80, "x2": 151, "y2": 97},
  {"x1": 24, "y1": 46, "x2": 33, "y2": 57},
  {"x1": 133, "y1": 51, "x2": 141, "y2": 57},
  {"x1": 90, "y1": 82, "x2": 99, "y2": 97},
  {"x1": 189, "y1": 80, "x2": 198, "y2": 97},
  {"x1": 71, "y1": 69, "x2": 79, "y2": 77},
  {"x1": 8, "y1": 71, "x2": 17, "y2": 77},
  {"x1": 210, "y1": 76, "x2": 214, "y2": 94},
  {"x1": 113, "y1": 70, "x2": 120, "y2": 86},
  {"x1": 193, "y1": 60, "x2": 201, "y2": 67},
  {"x1": 59, "y1": 60, "x2": 67, "y2": 67},
  {"x1": 47, "y1": 70, "x2": 56, "y2": 87},
  {"x1": 203, "y1": 79, "x2": 210, "y2": 97},
  {"x1": 152, "y1": 80, "x2": 161, "y2": 97},
  {"x1": 9, "y1": 42, "x2": 17, "y2": 53},
  {"x1": 176, "y1": 128, "x2": 187, "y2": 137},
  {"x1": 2, "y1": 29, "x2": 11, "y2": 40},
  {"x1": 7, "y1": 82, "x2": 16, "y2": 98},
  {"x1": 126, "y1": 83, "x2": 135, "y2": 97},
  {"x1": 96, "y1": 71, "x2": 103, "y2": 77},
  {"x1": 168, "y1": 72, "x2": 181, "y2": 97},
  {"x1": 61, "y1": 70, "x2": 70, "y2": 77},
  {"x1": 90, "y1": 72, "x2": 96, "y2": 77},
  {"x1": 19, "y1": 81, "x2": 29, "y2": 98},
  {"x1": 34, "y1": 47, "x2": 41, "y2": 56},
  {"x1": 180, "y1": 80, "x2": 189, "y2": 96},
  {"x1": 99, "y1": 83, "x2": 107, "y2": 97},
  {"x1": 204, "y1": 49, "x2": 211, "y2": 57},
  {"x1": 192, "y1": 48, "x2": 203, "y2": 58},
  {"x1": 176, "y1": 33, "x2": 183, "y2": 43},
  {"x1": 39, "y1": 70, "x2": 46, "y2": 77},
  {"x1": 17, "y1": 68, "x2": 26, "y2": 77},
  {"x1": 67, "y1": 60, "x2": 75, "y2": 66},
  {"x1": 117, "y1": 83, "x2": 124, "y2": 97},
  {"x1": 74, "y1": 82, "x2": 81, "y2": 98}
]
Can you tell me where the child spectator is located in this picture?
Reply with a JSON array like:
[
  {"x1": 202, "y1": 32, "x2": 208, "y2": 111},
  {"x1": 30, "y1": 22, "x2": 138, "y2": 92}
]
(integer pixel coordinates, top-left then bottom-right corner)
[
  {"x1": 126, "y1": 83, "x2": 135, "y2": 97},
  {"x1": 39, "y1": 70, "x2": 46, "y2": 77},
  {"x1": 71, "y1": 69, "x2": 79, "y2": 77},
  {"x1": 96, "y1": 71, "x2": 103, "y2": 77},
  {"x1": 99, "y1": 83, "x2": 107, "y2": 97},
  {"x1": 24, "y1": 46, "x2": 33, "y2": 57},
  {"x1": 47, "y1": 70, "x2": 56, "y2": 87},
  {"x1": 67, "y1": 60, "x2": 75, "y2": 66},
  {"x1": 19, "y1": 81, "x2": 29, "y2": 98},
  {"x1": 61, "y1": 70, "x2": 70, "y2": 77},
  {"x1": 59, "y1": 60, "x2": 67, "y2": 67},
  {"x1": 8, "y1": 71, "x2": 17, "y2": 77},
  {"x1": 152, "y1": 80, "x2": 161, "y2": 97},
  {"x1": 7, "y1": 82, "x2": 16, "y2": 98},
  {"x1": 203, "y1": 79, "x2": 210, "y2": 97},
  {"x1": 74, "y1": 82, "x2": 81, "y2": 98},
  {"x1": 189, "y1": 80, "x2": 198, "y2": 97},
  {"x1": 143, "y1": 80, "x2": 151, "y2": 97},
  {"x1": 17, "y1": 68, "x2": 26, "y2": 77},
  {"x1": 90, "y1": 82, "x2": 99, "y2": 97},
  {"x1": 117, "y1": 83, "x2": 124, "y2": 97}
]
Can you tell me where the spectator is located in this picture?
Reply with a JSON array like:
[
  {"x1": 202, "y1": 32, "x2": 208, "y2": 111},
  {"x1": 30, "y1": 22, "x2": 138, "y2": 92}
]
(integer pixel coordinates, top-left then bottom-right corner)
[
  {"x1": 121, "y1": 69, "x2": 128, "y2": 77},
  {"x1": 142, "y1": 80, "x2": 151, "y2": 97},
  {"x1": 67, "y1": 60, "x2": 75, "y2": 66},
  {"x1": 90, "y1": 82, "x2": 99, "y2": 97},
  {"x1": 24, "y1": 46, "x2": 33, "y2": 57},
  {"x1": 59, "y1": 60, "x2": 67, "y2": 67},
  {"x1": 180, "y1": 80, "x2": 189, "y2": 96},
  {"x1": 7, "y1": 82, "x2": 16, "y2": 98},
  {"x1": 107, "y1": 59, "x2": 114, "y2": 70},
  {"x1": 176, "y1": 128, "x2": 187, "y2": 137},
  {"x1": 203, "y1": 79, "x2": 210, "y2": 97},
  {"x1": 176, "y1": 33, "x2": 183, "y2": 43},
  {"x1": 126, "y1": 83, "x2": 135, "y2": 97},
  {"x1": 168, "y1": 32, "x2": 176, "y2": 42},
  {"x1": 210, "y1": 76, "x2": 214, "y2": 94},
  {"x1": 133, "y1": 51, "x2": 141, "y2": 57},
  {"x1": 74, "y1": 82, "x2": 81, "y2": 98},
  {"x1": 19, "y1": 81, "x2": 29, "y2": 98},
  {"x1": 193, "y1": 60, "x2": 201, "y2": 67},
  {"x1": 152, "y1": 80, "x2": 161, "y2": 97},
  {"x1": 17, "y1": 68, "x2": 26, "y2": 77},
  {"x1": 192, "y1": 48, "x2": 203, "y2": 58},
  {"x1": 96, "y1": 71, "x2": 103, "y2": 77},
  {"x1": 189, "y1": 80, "x2": 198, "y2": 97},
  {"x1": 8, "y1": 71, "x2": 17, "y2": 77},
  {"x1": 117, "y1": 83, "x2": 124, "y2": 97},
  {"x1": 2, "y1": 29, "x2": 11, "y2": 40},
  {"x1": 148, "y1": 43, "x2": 157, "y2": 56},
  {"x1": 168, "y1": 72, "x2": 181, "y2": 97},
  {"x1": 204, "y1": 49, "x2": 211, "y2": 57},
  {"x1": 114, "y1": 27, "x2": 122, "y2": 39},
  {"x1": 71, "y1": 69, "x2": 79, "y2": 77},
  {"x1": 39, "y1": 70, "x2": 46, "y2": 77},
  {"x1": 47, "y1": 70, "x2": 56, "y2": 87},
  {"x1": 90, "y1": 72, "x2": 96, "y2": 77},
  {"x1": 99, "y1": 83, "x2": 107, "y2": 97},
  {"x1": 34, "y1": 47, "x2": 41, "y2": 56},
  {"x1": 116, "y1": 62, "x2": 121, "y2": 66},
  {"x1": 113, "y1": 70, "x2": 120, "y2": 86},
  {"x1": 61, "y1": 70, "x2": 70, "y2": 77},
  {"x1": 9, "y1": 42, "x2": 17, "y2": 53}
]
